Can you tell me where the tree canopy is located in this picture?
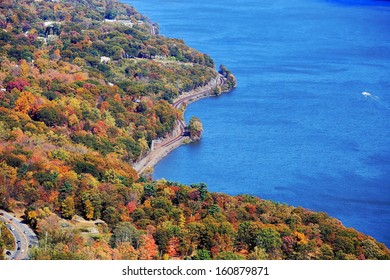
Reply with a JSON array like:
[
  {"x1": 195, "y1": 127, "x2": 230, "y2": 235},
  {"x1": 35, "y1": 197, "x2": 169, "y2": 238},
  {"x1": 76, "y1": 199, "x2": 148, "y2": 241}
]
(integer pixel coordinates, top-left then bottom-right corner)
[{"x1": 0, "y1": 0, "x2": 389, "y2": 260}]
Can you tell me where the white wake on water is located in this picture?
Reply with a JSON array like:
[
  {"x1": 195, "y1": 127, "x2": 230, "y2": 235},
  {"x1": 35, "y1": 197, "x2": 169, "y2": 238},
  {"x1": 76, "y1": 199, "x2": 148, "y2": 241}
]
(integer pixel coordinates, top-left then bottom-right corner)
[
  {"x1": 361, "y1": 91, "x2": 389, "y2": 109},
  {"x1": 361, "y1": 91, "x2": 379, "y2": 100}
]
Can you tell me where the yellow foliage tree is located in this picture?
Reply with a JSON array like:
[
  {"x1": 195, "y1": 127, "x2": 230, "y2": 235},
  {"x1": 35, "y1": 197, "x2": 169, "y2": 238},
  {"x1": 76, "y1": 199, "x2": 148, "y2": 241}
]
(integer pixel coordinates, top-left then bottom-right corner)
[
  {"x1": 294, "y1": 231, "x2": 309, "y2": 246},
  {"x1": 84, "y1": 200, "x2": 94, "y2": 220},
  {"x1": 14, "y1": 91, "x2": 35, "y2": 114},
  {"x1": 19, "y1": 59, "x2": 30, "y2": 77},
  {"x1": 68, "y1": 113, "x2": 79, "y2": 126},
  {"x1": 35, "y1": 57, "x2": 50, "y2": 73},
  {"x1": 61, "y1": 196, "x2": 75, "y2": 219}
]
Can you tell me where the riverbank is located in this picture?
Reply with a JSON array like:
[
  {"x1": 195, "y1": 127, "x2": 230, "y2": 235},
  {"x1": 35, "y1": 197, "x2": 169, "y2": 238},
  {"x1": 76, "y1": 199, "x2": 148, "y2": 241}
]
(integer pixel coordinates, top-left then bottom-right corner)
[
  {"x1": 133, "y1": 73, "x2": 232, "y2": 174},
  {"x1": 132, "y1": 0, "x2": 390, "y2": 247}
]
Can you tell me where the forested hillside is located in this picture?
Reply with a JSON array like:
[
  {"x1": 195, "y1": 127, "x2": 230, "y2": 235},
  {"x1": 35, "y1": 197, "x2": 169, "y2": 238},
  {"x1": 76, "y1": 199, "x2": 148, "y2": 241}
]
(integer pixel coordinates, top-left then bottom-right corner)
[{"x1": 0, "y1": 0, "x2": 389, "y2": 260}]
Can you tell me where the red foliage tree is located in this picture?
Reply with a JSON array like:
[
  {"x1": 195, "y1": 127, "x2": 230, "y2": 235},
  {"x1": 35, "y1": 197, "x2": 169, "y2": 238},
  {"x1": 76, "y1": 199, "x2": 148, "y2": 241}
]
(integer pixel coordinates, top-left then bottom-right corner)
[
  {"x1": 126, "y1": 201, "x2": 137, "y2": 214},
  {"x1": 138, "y1": 234, "x2": 158, "y2": 260},
  {"x1": 6, "y1": 78, "x2": 30, "y2": 92},
  {"x1": 166, "y1": 237, "x2": 180, "y2": 258}
]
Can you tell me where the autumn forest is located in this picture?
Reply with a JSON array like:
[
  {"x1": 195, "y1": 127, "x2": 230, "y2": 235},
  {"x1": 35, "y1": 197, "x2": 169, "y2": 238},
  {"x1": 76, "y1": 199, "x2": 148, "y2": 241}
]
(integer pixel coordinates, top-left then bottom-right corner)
[{"x1": 0, "y1": 0, "x2": 389, "y2": 260}]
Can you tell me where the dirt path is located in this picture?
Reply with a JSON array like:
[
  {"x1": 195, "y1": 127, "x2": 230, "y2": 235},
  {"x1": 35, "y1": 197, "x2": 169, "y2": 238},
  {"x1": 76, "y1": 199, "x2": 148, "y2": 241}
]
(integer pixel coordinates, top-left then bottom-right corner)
[{"x1": 133, "y1": 74, "x2": 226, "y2": 174}]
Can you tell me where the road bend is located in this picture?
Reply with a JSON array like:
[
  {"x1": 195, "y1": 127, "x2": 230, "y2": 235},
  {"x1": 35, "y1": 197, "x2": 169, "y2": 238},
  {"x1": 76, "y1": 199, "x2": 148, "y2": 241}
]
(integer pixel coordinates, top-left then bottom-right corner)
[
  {"x1": 133, "y1": 74, "x2": 226, "y2": 174},
  {"x1": 0, "y1": 210, "x2": 38, "y2": 260}
]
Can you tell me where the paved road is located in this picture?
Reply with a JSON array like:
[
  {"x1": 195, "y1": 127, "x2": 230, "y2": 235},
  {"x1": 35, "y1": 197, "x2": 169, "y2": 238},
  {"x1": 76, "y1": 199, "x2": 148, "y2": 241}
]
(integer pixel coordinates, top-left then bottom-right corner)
[
  {"x1": 133, "y1": 74, "x2": 226, "y2": 174},
  {"x1": 0, "y1": 210, "x2": 38, "y2": 260}
]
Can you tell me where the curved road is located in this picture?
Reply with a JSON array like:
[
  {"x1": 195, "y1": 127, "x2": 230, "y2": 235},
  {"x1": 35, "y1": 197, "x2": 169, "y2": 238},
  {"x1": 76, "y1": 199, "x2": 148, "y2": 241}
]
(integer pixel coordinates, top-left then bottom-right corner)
[
  {"x1": 0, "y1": 210, "x2": 38, "y2": 260},
  {"x1": 133, "y1": 74, "x2": 226, "y2": 174}
]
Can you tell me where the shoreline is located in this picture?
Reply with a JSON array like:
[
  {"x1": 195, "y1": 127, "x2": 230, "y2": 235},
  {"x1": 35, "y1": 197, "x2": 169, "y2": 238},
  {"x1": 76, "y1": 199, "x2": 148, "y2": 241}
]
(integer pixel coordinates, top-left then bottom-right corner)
[{"x1": 133, "y1": 73, "x2": 231, "y2": 174}]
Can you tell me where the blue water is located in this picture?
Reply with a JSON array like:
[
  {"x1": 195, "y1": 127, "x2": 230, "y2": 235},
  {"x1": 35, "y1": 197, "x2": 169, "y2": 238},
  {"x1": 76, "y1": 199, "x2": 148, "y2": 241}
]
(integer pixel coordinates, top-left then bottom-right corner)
[{"x1": 126, "y1": 0, "x2": 390, "y2": 246}]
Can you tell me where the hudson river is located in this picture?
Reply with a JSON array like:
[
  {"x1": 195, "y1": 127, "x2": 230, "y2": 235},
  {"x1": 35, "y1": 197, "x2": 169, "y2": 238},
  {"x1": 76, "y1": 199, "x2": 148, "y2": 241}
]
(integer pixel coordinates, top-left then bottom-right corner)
[{"x1": 127, "y1": 0, "x2": 390, "y2": 246}]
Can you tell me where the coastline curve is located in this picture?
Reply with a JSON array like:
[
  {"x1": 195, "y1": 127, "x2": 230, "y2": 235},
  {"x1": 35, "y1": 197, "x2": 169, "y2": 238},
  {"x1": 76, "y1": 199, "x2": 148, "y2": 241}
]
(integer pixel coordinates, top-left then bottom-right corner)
[{"x1": 133, "y1": 73, "x2": 231, "y2": 174}]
